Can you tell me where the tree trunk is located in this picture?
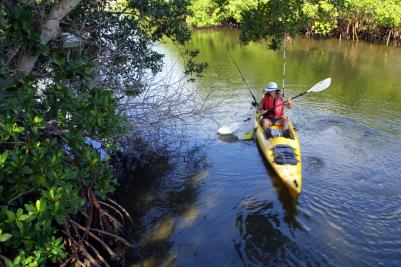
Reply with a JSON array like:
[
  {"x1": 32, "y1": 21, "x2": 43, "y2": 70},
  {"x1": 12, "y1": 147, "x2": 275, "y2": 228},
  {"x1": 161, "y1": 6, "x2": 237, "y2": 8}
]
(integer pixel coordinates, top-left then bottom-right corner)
[
  {"x1": 355, "y1": 21, "x2": 359, "y2": 41},
  {"x1": 346, "y1": 21, "x2": 351, "y2": 40},
  {"x1": 386, "y1": 29, "x2": 392, "y2": 46},
  {"x1": 352, "y1": 21, "x2": 359, "y2": 42},
  {"x1": 352, "y1": 23, "x2": 355, "y2": 41},
  {"x1": 16, "y1": 0, "x2": 82, "y2": 76}
]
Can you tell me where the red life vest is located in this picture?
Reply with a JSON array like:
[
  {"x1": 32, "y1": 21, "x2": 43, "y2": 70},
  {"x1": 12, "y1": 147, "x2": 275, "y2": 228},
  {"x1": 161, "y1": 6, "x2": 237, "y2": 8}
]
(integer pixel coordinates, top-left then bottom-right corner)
[{"x1": 262, "y1": 94, "x2": 284, "y2": 118}]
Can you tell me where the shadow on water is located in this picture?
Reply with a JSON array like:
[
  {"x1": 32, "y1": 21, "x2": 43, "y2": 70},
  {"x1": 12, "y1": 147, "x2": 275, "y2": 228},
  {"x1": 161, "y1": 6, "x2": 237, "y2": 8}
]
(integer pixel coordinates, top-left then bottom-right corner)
[
  {"x1": 218, "y1": 134, "x2": 239, "y2": 143},
  {"x1": 254, "y1": 142, "x2": 303, "y2": 230},
  {"x1": 232, "y1": 198, "x2": 319, "y2": 266},
  {"x1": 228, "y1": 141, "x2": 321, "y2": 266},
  {"x1": 113, "y1": 146, "x2": 208, "y2": 267},
  {"x1": 264, "y1": 166, "x2": 305, "y2": 232}
]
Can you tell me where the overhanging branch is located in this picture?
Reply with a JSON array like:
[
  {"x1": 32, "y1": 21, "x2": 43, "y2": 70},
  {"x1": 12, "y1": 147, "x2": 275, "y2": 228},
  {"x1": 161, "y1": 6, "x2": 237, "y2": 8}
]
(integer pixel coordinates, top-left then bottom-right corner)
[{"x1": 16, "y1": 0, "x2": 82, "y2": 76}]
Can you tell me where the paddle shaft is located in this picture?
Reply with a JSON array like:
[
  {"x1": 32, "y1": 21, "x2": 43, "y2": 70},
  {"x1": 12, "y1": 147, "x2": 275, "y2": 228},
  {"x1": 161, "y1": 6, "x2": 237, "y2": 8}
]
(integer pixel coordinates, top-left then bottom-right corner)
[{"x1": 243, "y1": 77, "x2": 330, "y2": 122}]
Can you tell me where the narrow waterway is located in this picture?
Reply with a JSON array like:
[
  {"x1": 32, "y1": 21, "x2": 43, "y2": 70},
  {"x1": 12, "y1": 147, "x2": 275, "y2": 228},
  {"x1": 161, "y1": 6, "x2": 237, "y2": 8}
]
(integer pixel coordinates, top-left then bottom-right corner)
[{"x1": 119, "y1": 29, "x2": 401, "y2": 266}]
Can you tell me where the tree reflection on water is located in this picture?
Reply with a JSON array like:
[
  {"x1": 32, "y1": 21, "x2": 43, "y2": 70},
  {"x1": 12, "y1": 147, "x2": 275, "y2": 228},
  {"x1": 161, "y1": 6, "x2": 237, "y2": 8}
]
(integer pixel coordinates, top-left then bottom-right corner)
[
  {"x1": 233, "y1": 198, "x2": 318, "y2": 266},
  {"x1": 113, "y1": 146, "x2": 207, "y2": 266}
]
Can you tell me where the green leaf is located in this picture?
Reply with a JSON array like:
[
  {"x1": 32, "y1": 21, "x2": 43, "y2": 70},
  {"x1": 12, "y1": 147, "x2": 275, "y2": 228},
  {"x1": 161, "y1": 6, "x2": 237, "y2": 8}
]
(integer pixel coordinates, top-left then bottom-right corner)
[
  {"x1": 13, "y1": 126, "x2": 25, "y2": 134},
  {"x1": 84, "y1": 67, "x2": 93, "y2": 75},
  {"x1": 21, "y1": 166, "x2": 34, "y2": 175},
  {"x1": 6, "y1": 210, "x2": 15, "y2": 220},
  {"x1": 33, "y1": 116, "x2": 43, "y2": 124},
  {"x1": 24, "y1": 204, "x2": 36, "y2": 214},
  {"x1": 0, "y1": 151, "x2": 9, "y2": 165},
  {"x1": 18, "y1": 214, "x2": 29, "y2": 221},
  {"x1": 35, "y1": 200, "x2": 41, "y2": 212},
  {"x1": 50, "y1": 188, "x2": 55, "y2": 199},
  {"x1": 16, "y1": 208, "x2": 23, "y2": 217},
  {"x1": 0, "y1": 233, "x2": 12, "y2": 242},
  {"x1": 56, "y1": 58, "x2": 65, "y2": 67}
]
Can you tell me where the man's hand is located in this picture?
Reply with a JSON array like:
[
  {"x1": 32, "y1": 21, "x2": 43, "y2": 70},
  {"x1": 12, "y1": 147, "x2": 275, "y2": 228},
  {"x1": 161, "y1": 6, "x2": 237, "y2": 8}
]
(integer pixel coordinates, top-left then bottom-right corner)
[{"x1": 286, "y1": 98, "x2": 292, "y2": 108}]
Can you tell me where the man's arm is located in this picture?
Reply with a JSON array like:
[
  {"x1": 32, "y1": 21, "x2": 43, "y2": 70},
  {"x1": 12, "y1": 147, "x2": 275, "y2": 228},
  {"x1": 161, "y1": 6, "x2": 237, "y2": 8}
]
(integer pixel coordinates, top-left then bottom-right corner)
[
  {"x1": 286, "y1": 98, "x2": 292, "y2": 109},
  {"x1": 257, "y1": 99, "x2": 264, "y2": 113}
]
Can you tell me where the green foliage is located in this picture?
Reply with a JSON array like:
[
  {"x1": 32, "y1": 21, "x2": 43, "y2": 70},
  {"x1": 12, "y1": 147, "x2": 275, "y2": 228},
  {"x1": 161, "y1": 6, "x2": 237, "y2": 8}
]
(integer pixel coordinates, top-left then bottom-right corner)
[
  {"x1": 303, "y1": 1, "x2": 338, "y2": 36},
  {"x1": 1, "y1": 2, "x2": 42, "y2": 54},
  {"x1": 219, "y1": 0, "x2": 261, "y2": 23},
  {"x1": 240, "y1": 0, "x2": 304, "y2": 47},
  {"x1": 374, "y1": 0, "x2": 401, "y2": 28},
  {"x1": 186, "y1": 0, "x2": 221, "y2": 27},
  {"x1": 185, "y1": 0, "x2": 401, "y2": 43},
  {"x1": 187, "y1": 0, "x2": 261, "y2": 27},
  {"x1": 0, "y1": 69, "x2": 122, "y2": 264},
  {"x1": 128, "y1": 0, "x2": 193, "y2": 44},
  {"x1": 0, "y1": 0, "x2": 198, "y2": 265}
]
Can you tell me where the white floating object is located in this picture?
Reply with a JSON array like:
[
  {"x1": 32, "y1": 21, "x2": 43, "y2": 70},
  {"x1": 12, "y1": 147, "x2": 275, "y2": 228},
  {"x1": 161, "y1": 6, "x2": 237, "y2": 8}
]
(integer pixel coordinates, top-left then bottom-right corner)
[{"x1": 217, "y1": 123, "x2": 240, "y2": 135}]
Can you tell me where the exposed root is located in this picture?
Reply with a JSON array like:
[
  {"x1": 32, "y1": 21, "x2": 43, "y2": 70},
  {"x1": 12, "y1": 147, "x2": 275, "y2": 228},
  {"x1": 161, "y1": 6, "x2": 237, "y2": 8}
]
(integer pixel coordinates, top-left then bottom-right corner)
[
  {"x1": 80, "y1": 244, "x2": 101, "y2": 267},
  {"x1": 84, "y1": 240, "x2": 110, "y2": 267},
  {"x1": 59, "y1": 256, "x2": 73, "y2": 267},
  {"x1": 72, "y1": 258, "x2": 86, "y2": 267},
  {"x1": 59, "y1": 189, "x2": 133, "y2": 266},
  {"x1": 106, "y1": 197, "x2": 134, "y2": 225},
  {"x1": 98, "y1": 200, "x2": 125, "y2": 223},
  {"x1": 69, "y1": 219, "x2": 116, "y2": 257},
  {"x1": 102, "y1": 210, "x2": 124, "y2": 231},
  {"x1": 87, "y1": 228, "x2": 132, "y2": 248}
]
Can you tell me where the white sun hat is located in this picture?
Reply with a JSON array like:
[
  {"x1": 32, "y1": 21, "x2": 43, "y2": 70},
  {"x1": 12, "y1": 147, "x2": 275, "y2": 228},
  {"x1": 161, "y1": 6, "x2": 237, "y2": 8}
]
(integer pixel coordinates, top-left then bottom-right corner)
[{"x1": 263, "y1": 81, "x2": 279, "y2": 93}]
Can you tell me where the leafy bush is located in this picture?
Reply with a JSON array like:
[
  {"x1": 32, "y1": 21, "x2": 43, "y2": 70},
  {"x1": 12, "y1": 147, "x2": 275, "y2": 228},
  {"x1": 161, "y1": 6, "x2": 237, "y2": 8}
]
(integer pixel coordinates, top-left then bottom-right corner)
[
  {"x1": 186, "y1": 0, "x2": 401, "y2": 43},
  {"x1": 1, "y1": 0, "x2": 197, "y2": 265},
  {"x1": 0, "y1": 67, "x2": 123, "y2": 265}
]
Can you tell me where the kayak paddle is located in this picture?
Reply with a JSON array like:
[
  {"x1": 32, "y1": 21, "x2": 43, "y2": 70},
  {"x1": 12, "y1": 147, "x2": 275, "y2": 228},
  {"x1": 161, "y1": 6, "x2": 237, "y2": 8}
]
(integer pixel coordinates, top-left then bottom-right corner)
[
  {"x1": 217, "y1": 117, "x2": 251, "y2": 135},
  {"x1": 216, "y1": 77, "x2": 331, "y2": 136},
  {"x1": 261, "y1": 77, "x2": 332, "y2": 114}
]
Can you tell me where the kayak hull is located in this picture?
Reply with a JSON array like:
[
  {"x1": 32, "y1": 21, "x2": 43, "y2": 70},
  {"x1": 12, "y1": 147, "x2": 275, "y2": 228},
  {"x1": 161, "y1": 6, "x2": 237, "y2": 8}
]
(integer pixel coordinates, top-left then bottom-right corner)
[{"x1": 254, "y1": 116, "x2": 302, "y2": 197}]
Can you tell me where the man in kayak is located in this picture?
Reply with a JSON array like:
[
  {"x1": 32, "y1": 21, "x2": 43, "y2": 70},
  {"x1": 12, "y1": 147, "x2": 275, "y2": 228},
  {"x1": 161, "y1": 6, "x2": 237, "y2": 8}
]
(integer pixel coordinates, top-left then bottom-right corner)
[{"x1": 257, "y1": 81, "x2": 292, "y2": 139}]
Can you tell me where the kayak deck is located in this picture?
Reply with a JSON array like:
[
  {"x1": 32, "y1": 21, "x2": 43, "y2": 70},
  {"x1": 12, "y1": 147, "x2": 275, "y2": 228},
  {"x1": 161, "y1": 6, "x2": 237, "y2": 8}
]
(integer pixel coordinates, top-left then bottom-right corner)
[{"x1": 254, "y1": 116, "x2": 302, "y2": 197}]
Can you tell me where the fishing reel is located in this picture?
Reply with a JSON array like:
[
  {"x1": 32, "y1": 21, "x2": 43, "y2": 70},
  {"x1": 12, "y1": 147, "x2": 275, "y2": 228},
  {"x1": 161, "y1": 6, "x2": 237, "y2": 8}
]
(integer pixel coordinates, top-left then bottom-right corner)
[{"x1": 251, "y1": 100, "x2": 258, "y2": 109}]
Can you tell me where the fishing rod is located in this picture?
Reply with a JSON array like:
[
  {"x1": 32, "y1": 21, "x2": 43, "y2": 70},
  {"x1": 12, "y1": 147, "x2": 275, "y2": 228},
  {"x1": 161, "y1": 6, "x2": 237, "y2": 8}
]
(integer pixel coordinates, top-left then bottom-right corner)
[
  {"x1": 229, "y1": 53, "x2": 258, "y2": 108},
  {"x1": 217, "y1": 78, "x2": 331, "y2": 136}
]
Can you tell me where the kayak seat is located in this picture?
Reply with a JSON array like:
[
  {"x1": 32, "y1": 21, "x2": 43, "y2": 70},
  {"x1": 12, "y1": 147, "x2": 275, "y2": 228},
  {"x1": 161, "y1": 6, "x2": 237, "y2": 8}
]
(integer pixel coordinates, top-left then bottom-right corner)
[
  {"x1": 270, "y1": 128, "x2": 282, "y2": 137},
  {"x1": 273, "y1": 145, "x2": 297, "y2": 165}
]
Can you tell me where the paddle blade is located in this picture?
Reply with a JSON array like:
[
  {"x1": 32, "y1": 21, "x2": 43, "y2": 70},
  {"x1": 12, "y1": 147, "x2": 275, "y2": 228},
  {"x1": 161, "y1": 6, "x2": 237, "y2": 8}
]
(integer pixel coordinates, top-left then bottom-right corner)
[
  {"x1": 217, "y1": 123, "x2": 240, "y2": 135},
  {"x1": 308, "y1": 78, "x2": 331, "y2": 93}
]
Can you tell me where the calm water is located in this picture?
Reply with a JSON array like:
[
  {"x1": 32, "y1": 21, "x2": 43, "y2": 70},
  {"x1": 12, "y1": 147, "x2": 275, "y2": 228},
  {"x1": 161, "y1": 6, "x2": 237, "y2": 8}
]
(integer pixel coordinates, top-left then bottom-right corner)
[{"x1": 119, "y1": 29, "x2": 401, "y2": 266}]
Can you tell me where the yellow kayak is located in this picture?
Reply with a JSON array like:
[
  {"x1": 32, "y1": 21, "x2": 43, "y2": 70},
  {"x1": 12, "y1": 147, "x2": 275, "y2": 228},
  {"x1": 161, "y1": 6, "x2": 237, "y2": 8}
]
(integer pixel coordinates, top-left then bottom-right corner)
[{"x1": 254, "y1": 115, "x2": 302, "y2": 197}]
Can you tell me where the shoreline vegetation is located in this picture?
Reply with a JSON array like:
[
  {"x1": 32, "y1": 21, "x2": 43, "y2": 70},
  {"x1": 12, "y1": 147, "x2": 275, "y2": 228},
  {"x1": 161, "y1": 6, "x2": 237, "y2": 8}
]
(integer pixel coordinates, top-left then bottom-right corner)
[
  {"x1": 0, "y1": 0, "x2": 399, "y2": 266},
  {"x1": 0, "y1": 0, "x2": 205, "y2": 266},
  {"x1": 187, "y1": 0, "x2": 401, "y2": 46}
]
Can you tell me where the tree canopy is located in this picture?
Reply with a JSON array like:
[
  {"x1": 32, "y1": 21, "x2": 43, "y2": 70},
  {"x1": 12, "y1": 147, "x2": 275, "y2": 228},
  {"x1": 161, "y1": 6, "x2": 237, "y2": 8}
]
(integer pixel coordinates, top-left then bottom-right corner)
[
  {"x1": 187, "y1": 0, "x2": 401, "y2": 45},
  {"x1": 0, "y1": 0, "x2": 201, "y2": 265}
]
